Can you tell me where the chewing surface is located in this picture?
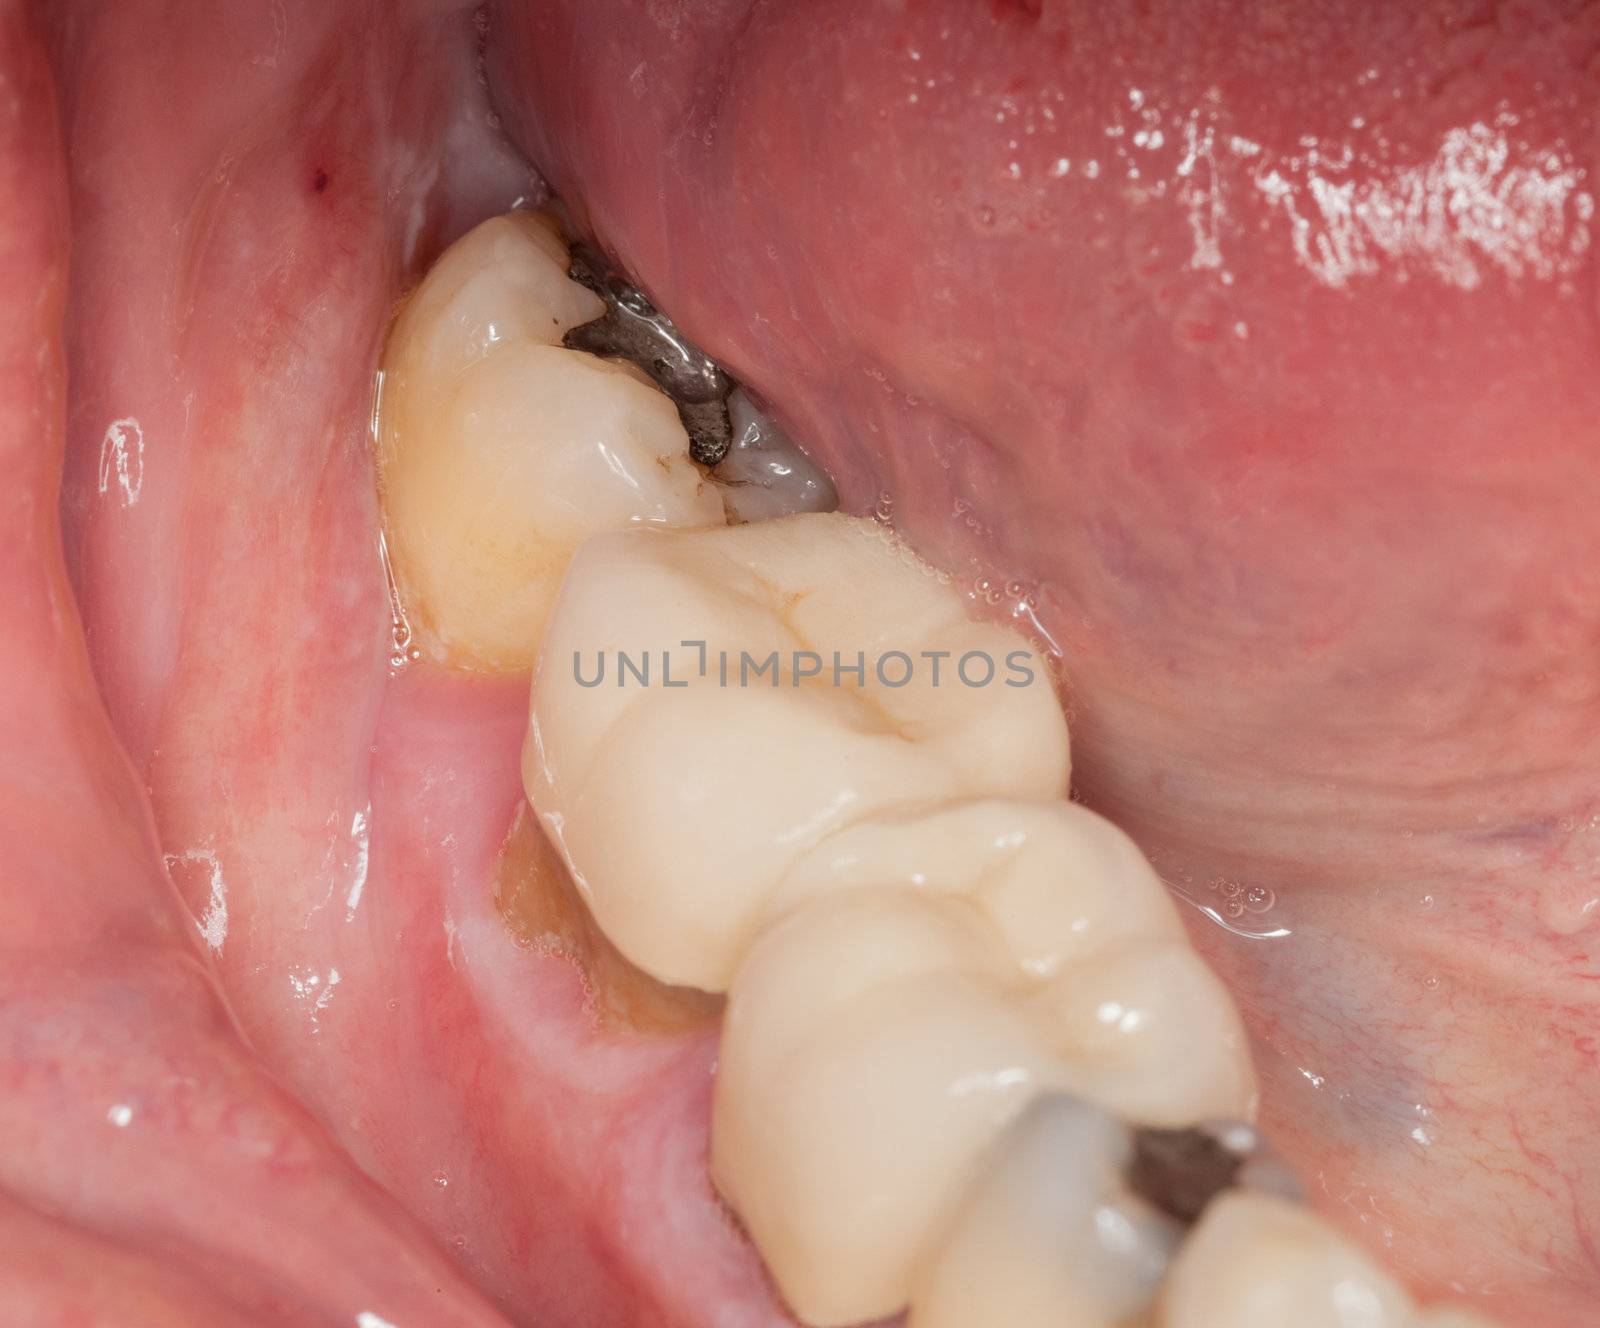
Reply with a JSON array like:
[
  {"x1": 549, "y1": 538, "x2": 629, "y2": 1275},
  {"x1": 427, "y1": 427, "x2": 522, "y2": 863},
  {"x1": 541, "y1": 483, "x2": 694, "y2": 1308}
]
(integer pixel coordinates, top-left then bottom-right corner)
[{"x1": 523, "y1": 512, "x2": 1069, "y2": 991}]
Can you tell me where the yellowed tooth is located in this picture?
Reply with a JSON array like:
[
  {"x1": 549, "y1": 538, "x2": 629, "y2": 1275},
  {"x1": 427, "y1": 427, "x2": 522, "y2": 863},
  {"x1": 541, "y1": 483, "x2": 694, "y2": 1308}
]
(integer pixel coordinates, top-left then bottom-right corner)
[
  {"x1": 1158, "y1": 1192, "x2": 1415, "y2": 1328},
  {"x1": 386, "y1": 212, "x2": 603, "y2": 379},
  {"x1": 524, "y1": 512, "x2": 1068, "y2": 991},
  {"x1": 378, "y1": 212, "x2": 724, "y2": 671}
]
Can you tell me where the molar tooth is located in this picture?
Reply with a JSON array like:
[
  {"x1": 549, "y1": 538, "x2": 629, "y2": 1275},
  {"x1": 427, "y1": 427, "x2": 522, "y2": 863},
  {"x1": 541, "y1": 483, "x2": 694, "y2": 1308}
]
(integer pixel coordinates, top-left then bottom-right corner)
[
  {"x1": 909, "y1": 1095, "x2": 1181, "y2": 1328},
  {"x1": 523, "y1": 512, "x2": 1068, "y2": 991},
  {"x1": 770, "y1": 799, "x2": 1256, "y2": 1126},
  {"x1": 377, "y1": 213, "x2": 725, "y2": 670},
  {"x1": 712, "y1": 889, "x2": 1069, "y2": 1326},
  {"x1": 1157, "y1": 1192, "x2": 1416, "y2": 1328}
]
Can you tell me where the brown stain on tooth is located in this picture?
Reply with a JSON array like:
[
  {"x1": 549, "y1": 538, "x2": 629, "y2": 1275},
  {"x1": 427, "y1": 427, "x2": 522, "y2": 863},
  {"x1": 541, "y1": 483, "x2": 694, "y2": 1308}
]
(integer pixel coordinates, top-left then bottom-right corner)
[{"x1": 492, "y1": 803, "x2": 724, "y2": 1034}]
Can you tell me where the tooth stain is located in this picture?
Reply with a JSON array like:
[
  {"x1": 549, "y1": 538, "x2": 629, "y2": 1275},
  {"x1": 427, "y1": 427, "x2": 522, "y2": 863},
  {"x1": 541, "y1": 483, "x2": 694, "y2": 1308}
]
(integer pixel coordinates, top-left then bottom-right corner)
[{"x1": 492, "y1": 804, "x2": 723, "y2": 1034}]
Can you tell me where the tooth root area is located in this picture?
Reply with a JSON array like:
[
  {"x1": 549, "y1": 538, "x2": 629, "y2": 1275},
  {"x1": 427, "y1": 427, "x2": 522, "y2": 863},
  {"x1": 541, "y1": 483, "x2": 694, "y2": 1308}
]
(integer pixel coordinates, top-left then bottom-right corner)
[
  {"x1": 524, "y1": 512, "x2": 1070, "y2": 992},
  {"x1": 909, "y1": 1094, "x2": 1182, "y2": 1328},
  {"x1": 377, "y1": 211, "x2": 724, "y2": 671},
  {"x1": 715, "y1": 388, "x2": 839, "y2": 523}
]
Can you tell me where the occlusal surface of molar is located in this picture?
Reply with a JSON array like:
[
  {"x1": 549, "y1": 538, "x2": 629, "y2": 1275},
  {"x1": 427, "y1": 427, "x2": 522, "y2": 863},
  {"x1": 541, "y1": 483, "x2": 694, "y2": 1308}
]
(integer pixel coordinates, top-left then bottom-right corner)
[
  {"x1": 523, "y1": 511, "x2": 1071, "y2": 991},
  {"x1": 711, "y1": 801, "x2": 1252, "y2": 1323}
]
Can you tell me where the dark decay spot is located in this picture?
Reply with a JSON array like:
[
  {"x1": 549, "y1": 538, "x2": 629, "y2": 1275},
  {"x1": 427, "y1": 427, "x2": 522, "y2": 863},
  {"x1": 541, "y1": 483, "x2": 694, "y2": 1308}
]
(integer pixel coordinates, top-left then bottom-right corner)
[{"x1": 312, "y1": 168, "x2": 330, "y2": 195}]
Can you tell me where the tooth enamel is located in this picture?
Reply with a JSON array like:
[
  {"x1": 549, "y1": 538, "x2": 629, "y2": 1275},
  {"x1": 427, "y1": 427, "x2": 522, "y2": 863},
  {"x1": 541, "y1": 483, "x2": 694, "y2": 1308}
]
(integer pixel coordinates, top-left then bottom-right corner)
[
  {"x1": 712, "y1": 888, "x2": 1073, "y2": 1326},
  {"x1": 378, "y1": 213, "x2": 725, "y2": 670},
  {"x1": 909, "y1": 1095, "x2": 1180, "y2": 1328},
  {"x1": 712, "y1": 805, "x2": 1253, "y2": 1322},
  {"x1": 523, "y1": 512, "x2": 1069, "y2": 991},
  {"x1": 387, "y1": 213, "x2": 603, "y2": 374},
  {"x1": 768, "y1": 799, "x2": 1255, "y2": 1125},
  {"x1": 766, "y1": 799, "x2": 1189, "y2": 980},
  {"x1": 1027, "y1": 937, "x2": 1255, "y2": 1126},
  {"x1": 1158, "y1": 1192, "x2": 1416, "y2": 1328}
]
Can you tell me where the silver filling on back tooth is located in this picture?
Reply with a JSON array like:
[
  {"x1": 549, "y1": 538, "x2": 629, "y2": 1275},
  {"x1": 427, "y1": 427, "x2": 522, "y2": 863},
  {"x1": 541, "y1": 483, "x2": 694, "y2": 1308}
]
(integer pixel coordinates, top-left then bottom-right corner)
[{"x1": 561, "y1": 241, "x2": 736, "y2": 465}]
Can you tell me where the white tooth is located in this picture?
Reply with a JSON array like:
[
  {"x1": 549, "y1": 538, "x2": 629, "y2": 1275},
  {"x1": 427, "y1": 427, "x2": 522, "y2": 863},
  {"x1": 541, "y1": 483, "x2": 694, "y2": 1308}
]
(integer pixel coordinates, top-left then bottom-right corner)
[
  {"x1": 713, "y1": 806, "x2": 1252, "y2": 1324},
  {"x1": 524, "y1": 512, "x2": 1068, "y2": 990},
  {"x1": 1414, "y1": 1311, "x2": 1503, "y2": 1328},
  {"x1": 768, "y1": 799, "x2": 1187, "y2": 979},
  {"x1": 1159, "y1": 1192, "x2": 1416, "y2": 1328},
  {"x1": 378, "y1": 212, "x2": 725, "y2": 670},
  {"x1": 712, "y1": 889, "x2": 1072, "y2": 1327},
  {"x1": 770, "y1": 799, "x2": 1256, "y2": 1126},
  {"x1": 1028, "y1": 937, "x2": 1256, "y2": 1127},
  {"x1": 909, "y1": 1095, "x2": 1180, "y2": 1328},
  {"x1": 715, "y1": 387, "x2": 839, "y2": 523}
]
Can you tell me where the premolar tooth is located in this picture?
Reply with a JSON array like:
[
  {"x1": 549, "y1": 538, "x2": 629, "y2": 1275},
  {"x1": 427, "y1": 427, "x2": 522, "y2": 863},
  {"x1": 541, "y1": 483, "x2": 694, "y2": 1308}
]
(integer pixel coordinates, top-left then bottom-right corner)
[
  {"x1": 523, "y1": 512, "x2": 1068, "y2": 990},
  {"x1": 377, "y1": 213, "x2": 725, "y2": 670},
  {"x1": 909, "y1": 1094, "x2": 1181, "y2": 1328},
  {"x1": 1158, "y1": 1192, "x2": 1415, "y2": 1327}
]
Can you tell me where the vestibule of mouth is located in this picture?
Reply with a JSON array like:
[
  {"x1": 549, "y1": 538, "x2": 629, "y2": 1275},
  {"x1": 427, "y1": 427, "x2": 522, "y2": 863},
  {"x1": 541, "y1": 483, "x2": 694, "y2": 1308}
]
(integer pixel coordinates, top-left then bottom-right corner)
[{"x1": 372, "y1": 209, "x2": 1501, "y2": 1328}]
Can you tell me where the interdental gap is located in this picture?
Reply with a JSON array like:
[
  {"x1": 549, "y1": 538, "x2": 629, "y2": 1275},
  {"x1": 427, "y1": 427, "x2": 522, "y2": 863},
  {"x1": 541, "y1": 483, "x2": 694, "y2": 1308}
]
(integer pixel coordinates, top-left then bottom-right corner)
[
  {"x1": 562, "y1": 241, "x2": 736, "y2": 467},
  {"x1": 1127, "y1": 1119, "x2": 1300, "y2": 1224}
]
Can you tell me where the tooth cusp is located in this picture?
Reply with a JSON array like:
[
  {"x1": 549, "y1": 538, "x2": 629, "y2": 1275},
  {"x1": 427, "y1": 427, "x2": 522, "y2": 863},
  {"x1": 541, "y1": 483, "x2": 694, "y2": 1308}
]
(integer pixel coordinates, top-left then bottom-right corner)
[{"x1": 1027, "y1": 937, "x2": 1257, "y2": 1127}]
